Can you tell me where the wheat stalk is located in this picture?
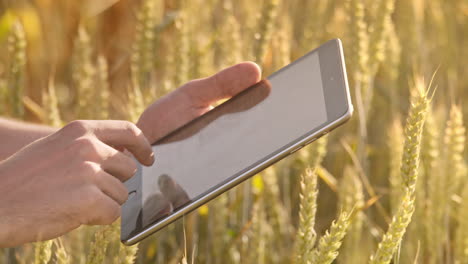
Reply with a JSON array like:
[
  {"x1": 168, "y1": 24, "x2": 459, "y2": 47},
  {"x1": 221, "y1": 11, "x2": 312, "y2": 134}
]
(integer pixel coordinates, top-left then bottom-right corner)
[
  {"x1": 423, "y1": 109, "x2": 444, "y2": 262},
  {"x1": 34, "y1": 240, "x2": 53, "y2": 264},
  {"x1": 310, "y1": 211, "x2": 351, "y2": 264},
  {"x1": 272, "y1": 15, "x2": 292, "y2": 69},
  {"x1": 127, "y1": 84, "x2": 145, "y2": 123},
  {"x1": 42, "y1": 76, "x2": 62, "y2": 127},
  {"x1": 338, "y1": 166, "x2": 365, "y2": 263},
  {"x1": 262, "y1": 167, "x2": 294, "y2": 262},
  {"x1": 54, "y1": 238, "x2": 70, "y2": 264},
  {"x1": 423, "y1": 105, "x2": 466, "y2": 263},
  {"x1": 443, "y1": 105, "x2": 465, "y2": 193},
  {"x1": 297, "y1": 0, "x2": 330, "y2": 52},
  {"x1": 369, "y1": 76, "x2": 430, "y2": 264},
  {"x1": 131, "y1": 0, "x2": 160, "y2": 98},
  {"x1": 248, "y1": 199, "x2": 268, "y2": 264},
  {"x1": 115, "y1": 236, "x2": 139, "y2": 264},
  {"x1": 445, "y1": 105, "x2": 466, "y2": 262},
  {"x1": 72, "y1": 25, "x2": 96, "y2": 119},
  {"x1": 173, "y1": 10, "x2": 190, "y2": 87},
  {"x1": 95, "y1": 55, "x2": 110, "y2": 119},
  {"x1": 295, "y1": 167, "x2": 318, "y2": 264},
  {"x1": 368, "y1": 0, "x2": 395, "y2": 73},
  {"x1": 394, "y1": 0, "x2": 419, "y2": 72},
  {"x1": 380, "y1": 21, "x2": 401, "y2": 84},
  {"x1": 298, "y1": 136, "x2": 329, "y2": 169},
  {"x1": 347, "y1": 0, "x2": 369, "y2": 88},
  {"x1": 369, "y1": 188, "x2": 415, "y2": 264},
  {"x1": 400, "y1": 80, "x2": 430, "y2": 192},
  {"x1": 221, "y1": 1, "x2": 243, "y2": 67},
  {"x1": 0, "y1": 76, "x2": 7, "y2": 116},
  {"x1": 208, "y1": 193, "x2": 229, "y2": 264},
  {"x1": 7, "y1": 20, "x2": 27, "y2": 119},
  {"x1": 456, "y1": 174, "x2": 468, "y2": 264},
  {"x1": 253, "y1": 0, "x2": 280, "y2": 64},
  {"x1": 86, "y1": 225, "x2": 114, "y2": 264},
  {"x1": 262, "y1": 167, "x2": 293, "y2": 238},
  {"x1": 388, "y1": 118, "x2": 404, "y2": 213}
]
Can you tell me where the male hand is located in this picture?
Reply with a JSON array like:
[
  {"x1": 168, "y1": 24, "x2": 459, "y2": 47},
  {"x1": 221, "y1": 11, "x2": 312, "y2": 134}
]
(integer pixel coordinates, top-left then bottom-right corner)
[
  {"x1": 0, "y1": 120, "x2": 154, "y2": 247},
  {"x1": 137, "y1": 62, "x2": 262, "y2": 143},
  {"x1": 0, "y1": 61, "x2": 260, "y2": 247}
]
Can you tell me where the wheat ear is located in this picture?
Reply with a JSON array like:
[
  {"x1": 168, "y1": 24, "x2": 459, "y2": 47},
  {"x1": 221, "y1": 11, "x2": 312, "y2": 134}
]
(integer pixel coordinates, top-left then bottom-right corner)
[
  {"x1": 42, "y1": 76, "x2": 62, "y2": 127},
  {"x1": 86, "y1": 225, "x2": 113, "y2": 264},
  {"x1": 253, "y1": 0, "x2": 280, "y2": 64},
  {"x1": 310, "y1": 211, "x2": 351, "y2": 264},
  {"x1": 7, "y1": 21, "x2": 27, "y2": 118},
  {"x1": 369, "y1": 76, "x2": 430, "y2": 264},
  {"x1": 34, "y1": 240, "x2": 53, "y2": 264},
  {"x1": 338, "y1": 166, "x2": 365, "y2": 263},
  {"x1": 54, "y1": 238, "x2": 70, "y2": 264},
  {"x1": 295, "y1": 167, "x2": 318, "y2": 264},
  {"x1": 131, "y1": 0, "x2": 160, "y2": 96},
  {"x1": 72, "y1": 25, "x2": 95, "y2": 119}
]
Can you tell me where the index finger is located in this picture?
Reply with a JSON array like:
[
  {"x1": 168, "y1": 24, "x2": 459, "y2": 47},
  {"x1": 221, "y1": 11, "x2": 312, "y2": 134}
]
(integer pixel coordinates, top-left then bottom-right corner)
[{"x1": 88, "y1": 120, "x2": 154, "y2": 166}]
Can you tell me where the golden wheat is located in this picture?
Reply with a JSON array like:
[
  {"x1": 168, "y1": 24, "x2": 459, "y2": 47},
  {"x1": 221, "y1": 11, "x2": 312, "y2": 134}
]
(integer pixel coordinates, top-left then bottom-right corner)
[
  {"x1": 86, "y1": 225, "x2": 113, "y2": 264},
  {"x1": 253, "y1": 0, "x2": 280, "y2": 64},
  {"x1": 388, "y1": 118, "x2": 404, "y2": 213},
  {"x1": 7, "y1": 20, "x2": 26, "y2": 118},
  {"x1": 131, "y1": 0, "x2": 160, "y2": 98},
  {"x1": 310, "y1": 211, "x2": 351, "y2": 264},
  {"x1": 1, "y1": 1, "x2": 467, "y2": 263},
  {"x1": 338, "y1": 166, "x2": 365, "y2": 263},
  {"x1": 295, "y1": 168, "x2": 318, "y2": 264},
  {"x1": 369, "y1": 76, "x2": 430, "y2": 264},
  {"x1": 42, "y1": 77, "x2": 62, "y2": 127},
  {"x1": 34, "y1": 240, "x2": 53, "y2": 264},
  {"x1": 72, "y1": 25, "x2": 96, "y2": 119}
]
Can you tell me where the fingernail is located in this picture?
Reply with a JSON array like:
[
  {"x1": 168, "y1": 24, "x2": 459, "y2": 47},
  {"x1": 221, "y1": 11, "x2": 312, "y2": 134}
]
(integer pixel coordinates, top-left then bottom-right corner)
[{"x1": 150, "y1": 152, "x2": 155, "y2": 164}]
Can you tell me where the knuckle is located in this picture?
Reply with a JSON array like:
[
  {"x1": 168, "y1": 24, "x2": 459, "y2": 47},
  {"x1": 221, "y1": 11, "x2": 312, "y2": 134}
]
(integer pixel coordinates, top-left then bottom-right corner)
[
  {"x1": 73, "y1": 137, "x2": 99, "y2": 159},
  {"x1": 80, "y1": 186, "x2": 101, "y2": 209},
  {"x1": 62, "y1": 120, "x2": 90, "y2": 137},
  {"x1": 127, "y1": 159, "x2": 138, "y2": 176},
  {"x1": 123, "y1": 122, "x2": 141, "y2": 139},
  {"x1": 79, "y1": 161, "x2": 100, "y2": 182}
]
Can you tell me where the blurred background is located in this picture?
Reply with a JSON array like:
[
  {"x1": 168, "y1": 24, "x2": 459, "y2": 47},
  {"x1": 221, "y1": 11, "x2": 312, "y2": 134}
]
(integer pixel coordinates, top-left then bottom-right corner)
[{"x1": 0, "y1": 0, "x2": 467, "y2": 263}]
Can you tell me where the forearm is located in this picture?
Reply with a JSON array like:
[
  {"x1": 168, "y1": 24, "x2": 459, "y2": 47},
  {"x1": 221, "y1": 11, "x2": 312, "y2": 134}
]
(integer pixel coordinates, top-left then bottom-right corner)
[{"x1": 0, "y1": 118, "x2": 57, "y2": 161}]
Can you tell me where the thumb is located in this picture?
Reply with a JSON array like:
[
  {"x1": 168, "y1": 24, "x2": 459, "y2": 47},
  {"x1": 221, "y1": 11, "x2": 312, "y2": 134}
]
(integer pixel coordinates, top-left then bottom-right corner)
[{"x1": 179, "y1": 61, "x2": 262, "y2": 108}]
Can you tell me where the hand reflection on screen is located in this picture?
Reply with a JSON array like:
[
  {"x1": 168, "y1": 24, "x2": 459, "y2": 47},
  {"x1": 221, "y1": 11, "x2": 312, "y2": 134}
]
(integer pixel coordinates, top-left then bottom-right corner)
[
  {"x1": 138, "y1": 79, "x2": 272, "y2": 230},
  {"x1": 159, "y1": 79, "x2": 272, "y2": 144},
  {"x1": 158, "y1": 174, "x2": 190, "y2": 208},
  {"x1": 141, "y1": 192, "x2": 172, "y2": 228},
  {"x1": 138, "y1": 174, "x2": 191, "y2": 228}
]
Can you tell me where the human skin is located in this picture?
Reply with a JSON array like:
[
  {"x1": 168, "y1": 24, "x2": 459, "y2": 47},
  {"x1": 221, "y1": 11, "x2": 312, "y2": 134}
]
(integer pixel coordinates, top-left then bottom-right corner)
[{"x1": 0, "y1": 62, "x2": 261, "y2": 247}]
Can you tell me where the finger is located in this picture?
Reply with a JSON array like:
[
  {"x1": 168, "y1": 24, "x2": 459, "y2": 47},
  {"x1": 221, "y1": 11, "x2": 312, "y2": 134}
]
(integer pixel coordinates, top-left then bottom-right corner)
[
  {"x1": 93, "y1": 140, "x2": 138, "y2": 182},
  {"x1": 88, "y1": 120, "x2": 154, "y2": 166},
  {"x1": 136, "y1": 62, "x2": 261, "y2": 144},
  {"x1": 86, "y1": 189, "x2": 122, "y2": 225},
  {"x1": 158, "y1": 174, "x2": 190, "y2": 208},
  {"x1": 94, "y1": 170, "x2": 129, "y2": 205},
  {"x1": 142, "y1": 192, "x2": 173, "y2": 226},
  {"x1": 180, "y1": 61, "x2": 262, "y2": 108}
]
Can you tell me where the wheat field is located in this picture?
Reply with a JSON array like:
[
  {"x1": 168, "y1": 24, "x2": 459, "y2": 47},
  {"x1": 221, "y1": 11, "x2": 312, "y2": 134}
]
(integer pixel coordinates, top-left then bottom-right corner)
[{"x1": 0, "y1": 0, "x2": 467, "y2": 263}]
